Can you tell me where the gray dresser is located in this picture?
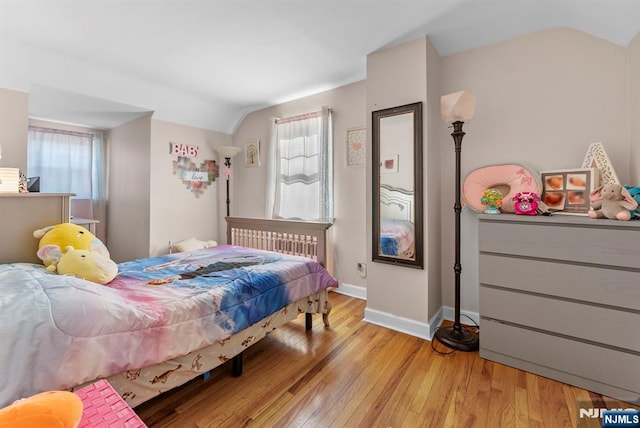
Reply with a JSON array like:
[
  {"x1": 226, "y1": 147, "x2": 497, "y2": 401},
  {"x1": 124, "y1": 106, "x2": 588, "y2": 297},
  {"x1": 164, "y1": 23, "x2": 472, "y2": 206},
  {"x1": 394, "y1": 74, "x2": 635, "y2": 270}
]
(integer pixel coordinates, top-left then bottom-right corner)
[{"x1": 478, "y1": 213, "x2": 640, "y2": 405}]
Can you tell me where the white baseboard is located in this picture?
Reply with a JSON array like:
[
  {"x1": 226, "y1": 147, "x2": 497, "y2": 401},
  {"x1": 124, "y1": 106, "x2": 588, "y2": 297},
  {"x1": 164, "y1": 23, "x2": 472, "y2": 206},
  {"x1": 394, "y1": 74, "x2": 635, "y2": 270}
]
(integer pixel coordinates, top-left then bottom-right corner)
[
  {"x1": 441, "y1": 306, "x2": 480, "y2": 327},
  {"x1": 362, "y1": 305, "x2": 479, "y2": 341},
  {"x1": 428, "y1": 307, "x2": 444, "y2": 339},
  {"x1": 363, "y1": 307, "x2": 434, "y2": 340},
  {"x1": 333, "y1": 286, "x2": 479, "y2": 341},
  {"x1": 332, "y1": 282, "x2": 367, "y2": 300}
]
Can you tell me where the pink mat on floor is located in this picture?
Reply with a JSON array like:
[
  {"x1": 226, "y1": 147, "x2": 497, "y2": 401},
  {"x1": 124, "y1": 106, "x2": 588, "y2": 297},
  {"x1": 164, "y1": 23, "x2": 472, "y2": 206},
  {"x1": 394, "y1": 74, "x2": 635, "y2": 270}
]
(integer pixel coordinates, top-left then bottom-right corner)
[{"x1": 75, "y1": 379, "x2": 147, "y2": 428}]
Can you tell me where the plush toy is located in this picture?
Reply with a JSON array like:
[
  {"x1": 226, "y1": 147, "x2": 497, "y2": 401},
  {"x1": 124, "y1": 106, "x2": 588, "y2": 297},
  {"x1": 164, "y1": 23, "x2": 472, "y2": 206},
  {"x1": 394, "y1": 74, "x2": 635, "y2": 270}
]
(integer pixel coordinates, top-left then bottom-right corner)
[
  {"x1": 0, "y1": 390, "x2": 83, "y2": 428},
  {"x1": 480, "y1": 188, "x2": 503, "y2": 214},
  {"x1": 37, "y1": 245, "x2": 118, "y2": 285},
  {"x1": 588, "y1": 183, "x2": 639, "y2": 220},
  {"x1": 624, "y1": 185, "x2": 640, "y2": 219},
  {"x1": 33, "y1": 223, "x2": 110, "y2": 267},
  {"x1": 512, "y1": 191, "x2": 540, "y2": 216}
]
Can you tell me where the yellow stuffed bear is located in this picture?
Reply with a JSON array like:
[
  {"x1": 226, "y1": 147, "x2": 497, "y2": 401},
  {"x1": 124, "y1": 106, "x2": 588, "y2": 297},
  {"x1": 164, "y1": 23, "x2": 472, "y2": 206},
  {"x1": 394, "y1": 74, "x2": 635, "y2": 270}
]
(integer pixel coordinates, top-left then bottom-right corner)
[
  {"x1": 37, "y1": 245, "x2": 118, "y2": 285},
  {"x1": 34, "y1": 223, "x2": 117, "y2": 285},
  {"x1": 33, "y1": 223, "x2": 110, "y2": 267},
  {"x1": 0, "y1": 390, "x2": 83, "y2": 428}
]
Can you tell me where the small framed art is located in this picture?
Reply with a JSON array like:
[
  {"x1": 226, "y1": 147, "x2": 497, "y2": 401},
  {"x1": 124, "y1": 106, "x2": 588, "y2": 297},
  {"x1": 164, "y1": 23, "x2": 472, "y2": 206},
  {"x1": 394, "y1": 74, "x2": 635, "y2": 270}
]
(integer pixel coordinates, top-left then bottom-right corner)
[
  {"x1": 540, "y1": 168, "x2": 598, "y2": 215},
  {"x1": 346, "y1": 127, "x2": 366, "y2": 167},
  {"x1": 245, "y1": 140, "x2": 260, "y2": 167}
]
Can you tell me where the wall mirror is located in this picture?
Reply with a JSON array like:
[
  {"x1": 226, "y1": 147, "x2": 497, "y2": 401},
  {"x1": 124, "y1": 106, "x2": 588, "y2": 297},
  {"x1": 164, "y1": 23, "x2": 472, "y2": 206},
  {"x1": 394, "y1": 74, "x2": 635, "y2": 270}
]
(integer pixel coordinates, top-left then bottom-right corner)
[{"x1": 372, "y1": 102, "x2": 423, "y2": 268}]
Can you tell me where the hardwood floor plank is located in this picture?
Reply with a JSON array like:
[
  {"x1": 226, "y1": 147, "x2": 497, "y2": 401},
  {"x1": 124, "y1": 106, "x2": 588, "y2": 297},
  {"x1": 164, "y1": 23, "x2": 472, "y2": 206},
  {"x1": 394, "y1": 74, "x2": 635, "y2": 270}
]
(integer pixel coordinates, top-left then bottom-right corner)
[
  {"x1": 285, "y1": 328, "x2": 396, "y2": 427},
  {"x1": 135, "y1": 292, "x2": 638, "y2": 427}
]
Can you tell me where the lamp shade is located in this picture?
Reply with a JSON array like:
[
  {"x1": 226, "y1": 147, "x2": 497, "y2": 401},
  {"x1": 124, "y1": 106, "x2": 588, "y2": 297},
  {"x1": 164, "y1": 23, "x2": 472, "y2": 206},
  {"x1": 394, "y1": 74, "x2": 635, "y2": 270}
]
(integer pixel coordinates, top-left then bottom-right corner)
[
  {"x1": 215, "y1": 146, "x2": 242, "y2": 159},
  {"x1": 0, "y1": 168, "x2": 20, "y2": 193},
  {"x1": 441, "y1": 90, "x2": 476, "y2": 122}
]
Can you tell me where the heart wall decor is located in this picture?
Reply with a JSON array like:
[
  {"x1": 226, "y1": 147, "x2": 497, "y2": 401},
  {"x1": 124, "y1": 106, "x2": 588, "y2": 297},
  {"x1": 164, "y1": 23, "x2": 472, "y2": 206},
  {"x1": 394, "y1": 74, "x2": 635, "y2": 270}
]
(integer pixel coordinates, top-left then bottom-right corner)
[{"x1": 172, "y1": 156, "x2": 219, "y2": 198}]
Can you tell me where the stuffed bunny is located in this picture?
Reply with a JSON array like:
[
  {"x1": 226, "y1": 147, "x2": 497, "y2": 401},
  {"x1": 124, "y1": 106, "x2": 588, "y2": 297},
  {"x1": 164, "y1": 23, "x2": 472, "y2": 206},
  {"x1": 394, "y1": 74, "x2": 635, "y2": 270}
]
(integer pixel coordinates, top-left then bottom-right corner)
[{"x1": 588, "y1": 183, "x2": 639, "y2": 220}]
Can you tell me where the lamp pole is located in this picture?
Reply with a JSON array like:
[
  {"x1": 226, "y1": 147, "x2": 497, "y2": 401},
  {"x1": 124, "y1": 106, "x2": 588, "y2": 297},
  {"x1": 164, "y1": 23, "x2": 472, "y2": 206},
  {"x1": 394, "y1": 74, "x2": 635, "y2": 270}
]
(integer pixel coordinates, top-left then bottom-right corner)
[
  {"x1": 434, "y1": 120, "x2": 479, "y2": 352},
  {"x1": 224, "y1": 156, "x2": 231, "y2": 217},
  {"x1": 214, "y1": 145, "x2": 241, "y2": 245},
  {"x1": 452, "y1": 120, "x2": 465, "y2": 337}
]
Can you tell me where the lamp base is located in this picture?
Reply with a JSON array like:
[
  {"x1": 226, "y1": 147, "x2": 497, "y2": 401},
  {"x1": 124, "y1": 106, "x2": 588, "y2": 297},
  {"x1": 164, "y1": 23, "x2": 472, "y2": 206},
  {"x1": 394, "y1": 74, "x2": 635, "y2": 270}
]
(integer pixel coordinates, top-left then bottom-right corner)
[{"x1": 434, "y1": 324, "x2": 479, "y2": 352}]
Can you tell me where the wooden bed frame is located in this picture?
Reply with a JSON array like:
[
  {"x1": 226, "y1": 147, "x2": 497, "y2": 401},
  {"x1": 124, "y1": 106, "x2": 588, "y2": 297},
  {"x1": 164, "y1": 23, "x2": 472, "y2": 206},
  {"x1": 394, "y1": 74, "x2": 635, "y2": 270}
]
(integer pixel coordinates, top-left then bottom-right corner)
[
  {"x1": 226, "y1": 216, "x2": 333, "y2": 328},
  {"x1": 83, "y1": 216, "x2": 334, "y2": 407}
]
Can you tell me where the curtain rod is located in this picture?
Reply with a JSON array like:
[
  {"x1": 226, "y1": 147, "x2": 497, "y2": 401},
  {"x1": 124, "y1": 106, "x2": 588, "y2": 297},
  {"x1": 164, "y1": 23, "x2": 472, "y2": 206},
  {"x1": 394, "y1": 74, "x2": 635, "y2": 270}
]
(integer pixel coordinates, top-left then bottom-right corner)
[
  {"x1": 275, "y1": 110, "x2": 323, "y2": 125},
  {"x1": 29, "y1": 125, "x2": 95, "y2": 139}
]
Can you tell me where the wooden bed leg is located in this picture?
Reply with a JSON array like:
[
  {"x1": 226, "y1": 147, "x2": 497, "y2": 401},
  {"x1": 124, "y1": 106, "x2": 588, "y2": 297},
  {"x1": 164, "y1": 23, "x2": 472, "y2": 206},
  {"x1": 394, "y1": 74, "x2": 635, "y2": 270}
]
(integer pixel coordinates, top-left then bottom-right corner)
[
  {"x1": 322, "y1": 312, "x2": 330, "y2": 327},
  {"x1": 305, "y1": 313, "x2": 313, "y2": 330},
  {"x1": 232, "y1": 353, "x2": 243, "y2": 377},
  {"x1": 322, "y1": 303, "x2": 332, "y2": 327}
]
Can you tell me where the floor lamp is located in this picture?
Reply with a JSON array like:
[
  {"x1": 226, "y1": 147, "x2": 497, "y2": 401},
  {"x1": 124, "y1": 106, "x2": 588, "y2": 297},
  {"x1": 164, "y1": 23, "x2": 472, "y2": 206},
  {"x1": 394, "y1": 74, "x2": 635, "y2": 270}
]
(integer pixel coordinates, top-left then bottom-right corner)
[
  {"x1": 434, "y1": 90, "x2": 479, "y2": 352},
  {"x1": 214, "y1": 146, "x2": 242, "y2": 217}
]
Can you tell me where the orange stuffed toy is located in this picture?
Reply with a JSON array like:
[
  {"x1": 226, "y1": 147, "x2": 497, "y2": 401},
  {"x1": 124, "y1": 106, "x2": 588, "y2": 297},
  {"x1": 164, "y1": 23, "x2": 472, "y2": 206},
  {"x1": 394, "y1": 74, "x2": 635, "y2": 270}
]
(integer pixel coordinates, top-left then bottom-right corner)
[{"x1": 0, "y1": 390, "x2": 83, "y2": 428}]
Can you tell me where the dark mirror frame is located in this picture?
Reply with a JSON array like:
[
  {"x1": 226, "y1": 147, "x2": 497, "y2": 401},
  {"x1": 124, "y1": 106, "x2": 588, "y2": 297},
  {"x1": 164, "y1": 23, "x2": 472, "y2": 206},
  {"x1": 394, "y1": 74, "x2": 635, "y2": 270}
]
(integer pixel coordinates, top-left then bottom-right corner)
[{"x1": 372, "y1": 102, "x2": 424, "y2": 269}]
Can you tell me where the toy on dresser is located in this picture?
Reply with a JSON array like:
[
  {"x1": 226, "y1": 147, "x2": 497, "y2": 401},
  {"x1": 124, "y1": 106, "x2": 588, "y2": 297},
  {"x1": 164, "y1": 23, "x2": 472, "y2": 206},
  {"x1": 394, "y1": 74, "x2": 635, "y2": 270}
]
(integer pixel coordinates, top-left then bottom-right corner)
[
  {"x1": 480, "y1": 188, "x2": 503, "y2": 214},
  {"x1": 512, "y1": 192, "x2": 540, "y2": 215},
  {"x1": 588, "y1": 183, "x2": 639, "y2": 221}
]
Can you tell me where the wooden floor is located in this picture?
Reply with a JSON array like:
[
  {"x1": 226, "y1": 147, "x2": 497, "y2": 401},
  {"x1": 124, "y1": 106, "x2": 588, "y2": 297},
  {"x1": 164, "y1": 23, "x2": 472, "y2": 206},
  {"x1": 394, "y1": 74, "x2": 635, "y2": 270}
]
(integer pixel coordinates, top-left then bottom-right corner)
[{"x1": 135, "y1": 292, "x2": 637, "y2": 427}]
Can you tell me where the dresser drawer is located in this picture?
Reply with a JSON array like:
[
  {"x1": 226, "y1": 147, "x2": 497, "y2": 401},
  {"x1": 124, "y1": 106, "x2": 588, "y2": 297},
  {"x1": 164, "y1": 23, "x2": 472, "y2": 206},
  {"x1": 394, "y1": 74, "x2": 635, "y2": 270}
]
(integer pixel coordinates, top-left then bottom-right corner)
[
  {"x1": 480, "y1": 319, "x2": 640, "y2": 395},
  {"x1": 479, "y1": 254, "x2": 640, "y2": 311},
  {"x1": 480, "y1": 286, "x2": 640, "y2": 352},
  {"x1": 478, "y1": 219, "x2": 639, "y2": 268}
]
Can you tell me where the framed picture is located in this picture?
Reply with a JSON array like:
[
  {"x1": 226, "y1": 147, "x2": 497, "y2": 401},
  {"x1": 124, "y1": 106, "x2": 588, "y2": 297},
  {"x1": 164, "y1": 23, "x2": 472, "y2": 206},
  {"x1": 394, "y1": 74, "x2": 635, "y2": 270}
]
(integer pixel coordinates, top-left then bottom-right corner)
[
  {"x1": 346, "y1": 127, "x2": 366, "y2": 167},
  {"x1": 380, "y1": 154, "x2": 399, "y2": 174},
  {"x1": 540, "y1": 168, "x2": 598, "y2": 215},
  {"x1": 244, "y1": 140, "x2": 260, "y2": 167}
]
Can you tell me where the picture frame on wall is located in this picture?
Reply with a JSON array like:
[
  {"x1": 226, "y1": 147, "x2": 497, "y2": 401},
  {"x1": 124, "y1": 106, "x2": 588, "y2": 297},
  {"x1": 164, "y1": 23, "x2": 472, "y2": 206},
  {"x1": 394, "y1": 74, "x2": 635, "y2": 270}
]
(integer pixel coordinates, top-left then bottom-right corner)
[
  {"x1": 245, "y1": 140, "x2": 260, "y2": 167},
  {"x1": 346, "y1": 127, "x2": 366, "y2": 167},
  {"x1": 540, "y1": 168, "x2": 598, "y2": 215}
]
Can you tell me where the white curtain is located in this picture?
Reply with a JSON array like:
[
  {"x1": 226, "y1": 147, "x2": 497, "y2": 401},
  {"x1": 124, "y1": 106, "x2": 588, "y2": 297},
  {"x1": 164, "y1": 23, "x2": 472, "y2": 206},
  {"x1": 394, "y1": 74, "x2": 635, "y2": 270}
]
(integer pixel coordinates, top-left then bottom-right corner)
[
  {"x1": 266, "y1": 107, "x2": 333, "y2": 222},
  {"x1": 91, "y1": 131, "x2": 108, "y2": 240},
  {"x1": 27, "y1": 127, "x2": 108, "y2": 240}
]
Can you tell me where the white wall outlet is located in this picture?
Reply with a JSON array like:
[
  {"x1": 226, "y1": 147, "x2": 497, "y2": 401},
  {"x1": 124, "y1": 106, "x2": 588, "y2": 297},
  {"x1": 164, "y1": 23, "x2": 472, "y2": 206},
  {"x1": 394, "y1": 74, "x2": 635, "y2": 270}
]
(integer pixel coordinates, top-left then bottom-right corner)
[{"x1": 357, "y1": 262, "x2": 367, "y2": 278}]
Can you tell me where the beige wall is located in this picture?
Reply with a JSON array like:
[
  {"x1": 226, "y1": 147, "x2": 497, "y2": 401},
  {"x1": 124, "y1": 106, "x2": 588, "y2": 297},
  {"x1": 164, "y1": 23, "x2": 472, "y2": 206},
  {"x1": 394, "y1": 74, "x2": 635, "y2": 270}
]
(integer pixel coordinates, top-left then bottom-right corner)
[
  {"x1": 0, "y1": 88, "x2": 28, "y2": 170},
  {"x1": 630, "y1": 32, "x2": 640, "y2": 183},
  {"x1": 110, "y1": 117, "x2": 234, "y2": 261},
  {"x1": 231, "y1": 80, "x2": 367, "y2": 287},
  {"x1": 365, "y1": 37, "x2": 434, "y2": 336},
  {"x1": 425, "y1": 41, "x2": 443, "y2": 320},
  {"x1": 439, "y1": 28, "x2": 630, "y2": 313},
  {"x1": 149, "y1": 119, "x2": 231, "y2": 256},
  {"x1": 107, "y1": 114, "x2": 152, "y2": 263}
]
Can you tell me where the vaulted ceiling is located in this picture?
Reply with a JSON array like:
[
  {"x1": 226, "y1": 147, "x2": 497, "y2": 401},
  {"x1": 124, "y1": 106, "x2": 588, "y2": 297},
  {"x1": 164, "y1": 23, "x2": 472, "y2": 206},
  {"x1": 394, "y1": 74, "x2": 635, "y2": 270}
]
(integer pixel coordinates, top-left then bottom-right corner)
[{"x1": 1, "y1": 0, "x2": 639, "y2": 133}]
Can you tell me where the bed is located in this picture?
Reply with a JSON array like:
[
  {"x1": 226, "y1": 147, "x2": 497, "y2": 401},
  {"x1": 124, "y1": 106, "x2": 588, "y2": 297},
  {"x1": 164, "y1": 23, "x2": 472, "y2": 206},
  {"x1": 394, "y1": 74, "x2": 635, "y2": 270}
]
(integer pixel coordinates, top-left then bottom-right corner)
[
  {"x1": 0, "y1": 216, "x2": 336, "y2": 409},
  {"x1": 379, "y1": 184, "x2": 415, "y2": 258}
]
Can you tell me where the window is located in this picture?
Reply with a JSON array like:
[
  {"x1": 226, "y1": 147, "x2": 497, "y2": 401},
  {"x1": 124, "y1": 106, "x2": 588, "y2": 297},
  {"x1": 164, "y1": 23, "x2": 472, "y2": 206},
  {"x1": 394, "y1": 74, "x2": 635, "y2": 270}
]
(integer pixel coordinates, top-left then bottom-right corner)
[
  {"x1": 28, "y1": 127, "x2": 94, "y2": 197},
  {"x1": 27, "y1": 125, "x2": 107, "y2": 235},
  {"x1": 266, "y1": 107, "x2": 333, "y2": 222}
]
